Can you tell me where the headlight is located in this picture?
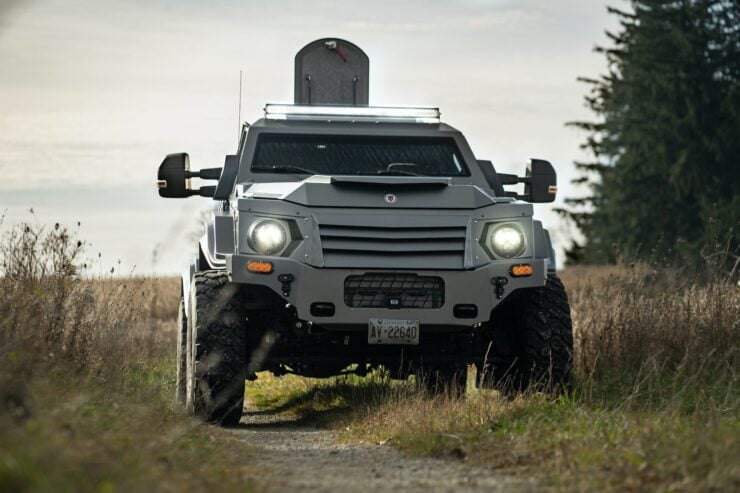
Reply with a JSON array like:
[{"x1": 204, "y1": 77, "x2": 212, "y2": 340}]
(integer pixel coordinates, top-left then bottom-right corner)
[
  {"x1": 248, "y1": 219, "x2": 288, "y2": 255},
  {"x1": 485, "y1": 223, "x2": 525, "y2": 259}
]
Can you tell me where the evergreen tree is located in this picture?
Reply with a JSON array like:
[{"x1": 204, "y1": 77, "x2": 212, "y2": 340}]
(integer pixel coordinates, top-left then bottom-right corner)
[{"x1": 562, "y1": 0, "x2": 740, "y2": 264}]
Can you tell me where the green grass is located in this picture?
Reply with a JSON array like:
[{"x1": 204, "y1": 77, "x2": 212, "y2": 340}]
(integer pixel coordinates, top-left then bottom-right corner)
[
  {"x1": 245, "y1": 371, "x2": 397, "y2": 428},
  {"x1": 0, "y1": 357, "x2": 261, "y2": 493},
  {"x1": 242, "y1": 368, "x2": 739, "y2": 492}
]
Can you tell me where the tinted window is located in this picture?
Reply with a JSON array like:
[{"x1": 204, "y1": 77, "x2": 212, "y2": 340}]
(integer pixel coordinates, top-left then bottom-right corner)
[{"x1": 251, "y1": 134, "x2": 469, "y2": 177}]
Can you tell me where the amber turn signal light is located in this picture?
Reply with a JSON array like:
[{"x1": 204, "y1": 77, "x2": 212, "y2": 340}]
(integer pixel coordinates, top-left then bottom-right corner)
[
  {"x1": 247, "y1": 260, "x2": 274, "y2": 274},
  {"x1": 510, "y1": 264, "x2": 534, "y2": 277}
]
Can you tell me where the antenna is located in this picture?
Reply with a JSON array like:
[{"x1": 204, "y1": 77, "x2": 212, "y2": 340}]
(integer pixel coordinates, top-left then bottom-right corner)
[{"x1": 237, "y1": 69, "x2": 243, "y2": 143}]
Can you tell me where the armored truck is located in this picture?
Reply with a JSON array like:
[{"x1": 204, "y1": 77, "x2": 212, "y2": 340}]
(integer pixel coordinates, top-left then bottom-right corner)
[{"x1": 157, "y1": 39, "x2": 573, "y2": 425}]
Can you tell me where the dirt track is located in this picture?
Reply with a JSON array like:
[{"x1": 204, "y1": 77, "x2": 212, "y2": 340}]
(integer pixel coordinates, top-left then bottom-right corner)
[{"x1": 230, "y1": 410, "x2": 538, "y2": 493}]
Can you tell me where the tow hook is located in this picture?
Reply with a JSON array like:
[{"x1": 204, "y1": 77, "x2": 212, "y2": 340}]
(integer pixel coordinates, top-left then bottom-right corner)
[
  {"x1": 492, "y1": 276, "x2": 508, "y2": 299},
  {"x1": 278, "y1": 274, "x2": 294, "y2": 297}
]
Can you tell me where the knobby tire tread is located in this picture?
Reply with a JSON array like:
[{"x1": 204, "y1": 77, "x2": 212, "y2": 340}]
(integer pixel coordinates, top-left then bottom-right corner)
[{"x1": 191, "y1": 270, "x2": 248, "y2": 426}]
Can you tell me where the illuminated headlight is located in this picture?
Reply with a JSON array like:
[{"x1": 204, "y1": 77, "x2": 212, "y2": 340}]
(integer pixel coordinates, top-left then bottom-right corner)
[
  {"x1": 485, "y1": 223, "x2": 525, "y2": 259},
  {"x1": 248, "y1": 219, "x2": 288, "y2": 256}
]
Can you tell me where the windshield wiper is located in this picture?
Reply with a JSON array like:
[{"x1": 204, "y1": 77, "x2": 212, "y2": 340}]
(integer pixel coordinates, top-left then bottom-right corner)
[
  {"x1": 253, "y1": 165, "x2": 315, "y2": 174},
  {"x1": 377, "y1": 162, "x2": 423, "y2": 176}
]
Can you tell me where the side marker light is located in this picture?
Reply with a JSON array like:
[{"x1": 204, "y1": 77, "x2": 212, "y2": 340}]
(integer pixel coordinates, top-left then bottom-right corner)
[
  {"x1": 510, "y1": 264, "x2": 534, "y2": 277},
  {"x1": 247, "y1": 260, "x2": 274, "y2": 274}
]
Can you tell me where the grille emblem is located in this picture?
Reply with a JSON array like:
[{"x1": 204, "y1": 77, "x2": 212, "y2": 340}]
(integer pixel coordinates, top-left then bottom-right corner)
[{"x1": 384, "y1": 193, "x2": 398, "y2": 204}]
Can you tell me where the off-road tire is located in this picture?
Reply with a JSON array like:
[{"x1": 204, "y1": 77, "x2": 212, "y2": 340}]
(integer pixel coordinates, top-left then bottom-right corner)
[
  {"x1": 420, "y1": 365, "x2": 468, "y2": 397},
  {"x1": 186, "y1": 270, "x2": 248, "y2": 426},
  {"x1": 175, "y1": 295, "x2": 188, "y2": 406},
  {"x1": 481, "y1": 273, "x2": 573, "y2": 394}
]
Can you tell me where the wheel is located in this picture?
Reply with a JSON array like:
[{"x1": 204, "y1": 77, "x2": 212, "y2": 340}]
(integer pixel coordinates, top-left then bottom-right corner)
[
  {"x1": 480, "y1": 273, "x2": 573, "y2": 394},
  {"x1": 175, "y1": 293, "x2": 188, "y2": 406},
  {"x1": 185, "y1": 270, "x2": 248, "y2": 426},
  {"x1": 419, "y1": 364, "x2": 468, "y2": 397}
]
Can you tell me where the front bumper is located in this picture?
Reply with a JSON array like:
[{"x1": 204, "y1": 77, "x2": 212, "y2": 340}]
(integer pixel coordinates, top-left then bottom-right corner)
[{"x1": 227, "y1": 254, "x2": 547, "y2": 326}]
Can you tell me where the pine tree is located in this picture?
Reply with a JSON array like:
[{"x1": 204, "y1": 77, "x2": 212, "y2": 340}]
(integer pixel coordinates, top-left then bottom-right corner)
[{"x1": 562, "y1": 0, "x2": 740, "y2": 264}]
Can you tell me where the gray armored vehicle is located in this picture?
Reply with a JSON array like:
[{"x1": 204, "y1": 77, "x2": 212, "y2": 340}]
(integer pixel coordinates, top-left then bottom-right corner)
[{"x1": 158, "y1": 39, "x2": 573, "y2": 425}]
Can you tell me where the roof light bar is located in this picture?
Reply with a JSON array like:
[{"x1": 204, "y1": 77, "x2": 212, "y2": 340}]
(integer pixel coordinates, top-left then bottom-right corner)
[{"x1": 264, "y1": 104, "x2": 440, "y2": 124}]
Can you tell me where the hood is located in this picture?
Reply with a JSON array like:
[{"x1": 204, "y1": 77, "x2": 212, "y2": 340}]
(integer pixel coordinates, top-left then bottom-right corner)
[{"x1": 240, "y1": 175, "x2": 500, "y2": 209}]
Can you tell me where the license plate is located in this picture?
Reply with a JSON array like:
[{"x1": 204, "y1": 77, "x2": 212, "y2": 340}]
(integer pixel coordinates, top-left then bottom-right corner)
[{"x1": 368, "y1": 318, "x2": 419, "y2": 345}]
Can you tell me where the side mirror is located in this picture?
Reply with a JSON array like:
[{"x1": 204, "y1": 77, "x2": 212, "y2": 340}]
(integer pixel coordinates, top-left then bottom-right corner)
[
  {"x1": 524, "y1": 159, "x2": 557, "y2": 203},
  {"x1": 157, "y1": 153, "x2": 222, "y2": 198},
  {"x1": 497, "y1": 158, "x2": 557, "y2": 203},
  {"x1": 157, "y1": 153, "x2": 191, "y2": 198}
]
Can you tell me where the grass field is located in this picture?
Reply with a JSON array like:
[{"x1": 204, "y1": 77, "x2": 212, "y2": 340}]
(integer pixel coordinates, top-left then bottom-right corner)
[
  {"x1": 0, "y1": 224, "x2": 258, "y2": 492},
  {"x1": 1, "y1": 222, "x2": 738, "y2": 492},
  {"x1": 243, "y1": 264, "x2": 740, "y2": 492}
]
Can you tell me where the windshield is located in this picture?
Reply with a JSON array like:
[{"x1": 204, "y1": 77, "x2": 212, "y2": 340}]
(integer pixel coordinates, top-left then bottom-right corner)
[{"x1": 251, "y1": 134, "x2": 469, "y2": 177}]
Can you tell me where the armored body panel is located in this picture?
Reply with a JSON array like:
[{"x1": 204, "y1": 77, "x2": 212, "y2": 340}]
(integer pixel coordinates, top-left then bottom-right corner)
[{"x1": 294, "y1": 38, "x2": 369, "y2": 105}]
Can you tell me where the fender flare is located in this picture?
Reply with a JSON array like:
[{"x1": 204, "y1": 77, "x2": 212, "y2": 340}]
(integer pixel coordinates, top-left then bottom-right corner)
[
  {"x1": 533, "y1": 220, "x2": 557, "y2": 272},
  {"x1": 543, "y1": 229, "x2": 557, "y2": 272},
  {"x1": 199, "y1": 222, "x2": 226, "y2": 270},
  {"x1": 181, "y1": 262, "x2": 196, "y2": 317},
  {"x1": 185, "y1": 226, "x2": 226, "y2": 316}
]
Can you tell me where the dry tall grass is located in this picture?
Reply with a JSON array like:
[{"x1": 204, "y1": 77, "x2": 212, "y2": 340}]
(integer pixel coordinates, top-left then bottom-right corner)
[
  {"x1": 244, "y1": 259, "x2": 740, "y2": 492},
  {"x1": 2, "y1": 219, "x2": 737, "y2": 491},
  {"x1": 562, "y1": 263, "x2": 738, "y2": 407},
  {"x1": 0, "y1": 222, "x2": 257, "y2": 493},
  {"x1": 0, "y1": 221, "x2": 179, "y2": 378}
]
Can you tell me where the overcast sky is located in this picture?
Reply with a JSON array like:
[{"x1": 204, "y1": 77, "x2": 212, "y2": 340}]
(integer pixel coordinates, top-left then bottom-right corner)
[{"x1": 0, "y1": 0, "x2": 618, "y2": 274}]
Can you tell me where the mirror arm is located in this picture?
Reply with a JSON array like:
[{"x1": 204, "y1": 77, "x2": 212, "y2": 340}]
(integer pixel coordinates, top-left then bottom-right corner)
[
  {"x1": 500, "y1": 173, "x2": 531, "y2": 200},
  {"x1": 498, "y1": 172, "x2": 531, "y2": 185},
  {"x1": 186, "y1": 167, "x2": 222, "y2": 180},
  {"x1": 503, "y1": 191, "x2": 527, "y2": 200},
  {"x1": 191, "y1": 186, "x2": 216, "y2": 198}
]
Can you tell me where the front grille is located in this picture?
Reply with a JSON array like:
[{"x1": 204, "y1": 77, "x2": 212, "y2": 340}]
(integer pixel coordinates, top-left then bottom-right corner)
[
  {"x1": 318, "y1": 217, "x2": 467, "y2": 269},
  {"x1": 344, "y1": 273, "x2": 445, "y2": 309}
]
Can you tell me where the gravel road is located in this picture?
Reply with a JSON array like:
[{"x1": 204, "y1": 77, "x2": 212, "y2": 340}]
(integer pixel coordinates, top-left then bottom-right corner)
[{"x1": 229, "y1": 410, "x2": 539, "y2": 493}]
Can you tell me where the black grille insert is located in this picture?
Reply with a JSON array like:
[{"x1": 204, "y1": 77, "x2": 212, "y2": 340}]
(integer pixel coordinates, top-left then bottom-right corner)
[{"x1": 344, "y1": 273, "x2": 445, "y2": 309}]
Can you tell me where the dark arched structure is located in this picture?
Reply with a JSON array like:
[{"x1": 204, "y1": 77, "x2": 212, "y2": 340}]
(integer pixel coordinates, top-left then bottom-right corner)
[{"x1": 294, "y1": 38, "x2": 369, "y2": 106}]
